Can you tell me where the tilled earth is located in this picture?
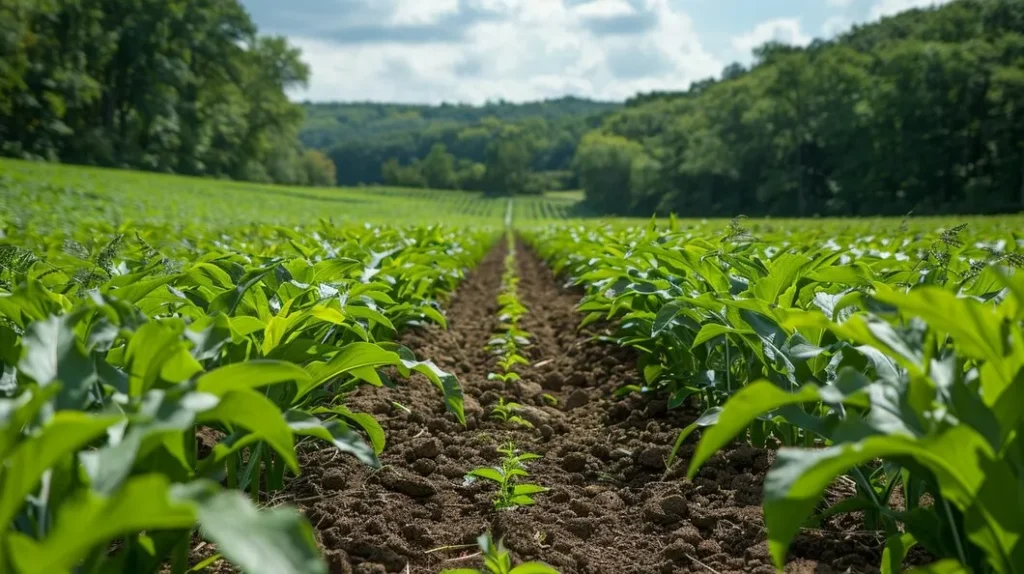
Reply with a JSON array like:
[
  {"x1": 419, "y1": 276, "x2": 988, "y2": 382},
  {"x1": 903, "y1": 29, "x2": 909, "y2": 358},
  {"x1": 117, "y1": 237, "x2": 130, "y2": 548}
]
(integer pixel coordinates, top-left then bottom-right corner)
[{"x1": 271, "y1": 240, "x2": 886, "y2": 574}]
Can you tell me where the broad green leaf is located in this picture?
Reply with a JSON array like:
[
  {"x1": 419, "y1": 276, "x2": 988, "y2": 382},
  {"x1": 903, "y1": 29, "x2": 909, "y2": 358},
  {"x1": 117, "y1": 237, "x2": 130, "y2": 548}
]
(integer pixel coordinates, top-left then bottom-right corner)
[
  {"x1": 881, "y1": 532, "x2": 917, "y2": 574},
  {"x1": 197, "y1": 390, "x2": 298, "y2": 475},
  {"x1": 688, "y1": 383, "x2": 827, "y2": 479},
  {"x1": 401, "y1": 359, "x2": 466, "y2": 425},
  {"x1": 284, "y1": 410, "x2": 379, "y2": 467},
  {"x1": 762, "y1": 427, "x2": 1019, "y2": 571},
  {"x1": 6, "y1": 474, "x2": 197, "y2": 573},
  {"x1": 512, "y1": 484, "x2": 549, "y2": 495},
  {"x1": 667, "y1": 407, "x2": 721, "y2": 468},
  {"x1": 906, "y1": 560, "x2": 969, "y2": 574},
  {"x1": 750, "y1": 253, "x2": 813, "y2": 305},
  {"x1": 467, "y1": 468, "x2": 504, "y2": 483},
  {"x1": 105, "y1": 274, "x2": 179, "y2": 304},
  {"x1": 873, "y1": 287, "x2": 1023, "y2": 399},
  {"x1": 81, "y1": 390, "x2": 219, "y2": 494},
  {"x1": 0, "y1": 386, "x2": 60, "y2": 460},
  {"x1": 509, "y1": 564, "x2": 561, "y2": 574},
  {"x1": 309, "y1": 305, "x2": 346, "y2": 326},
  {"x1": 691, "y1": 324, "x2": 749, "y2": 348},
  {"x1": 18, "y1": 315, "x2": 96, "y2": 409},
  {"x1": 652, "y1": 302, "x2": 682, "y2": 336},
  {"x1": 175, "y1": 482, "x2": 327, "y2": 574},
  {"x1": 0, "y1": 412, "x2": 120, "y2": 528},
  {"x1": 197, "y1": 361, "x2": 312, "y2": 396},
  {"x1": 303, "y1": 342, "x2": 401, "y2": 393},
  {"x1": 324, "y1": 405, "x2": 386, "y2": 455},
  {"x1": 125, "y1": 322, "x2": 202, "y2": 396}
]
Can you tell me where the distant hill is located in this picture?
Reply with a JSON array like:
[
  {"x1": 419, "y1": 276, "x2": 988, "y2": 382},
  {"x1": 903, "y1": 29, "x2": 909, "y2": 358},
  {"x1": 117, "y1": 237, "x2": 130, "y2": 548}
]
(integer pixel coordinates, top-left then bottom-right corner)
[
  {"x1": 299, "y1": 97, "x2": 620, "y2": 148},
  {"x1": 298, "y1": 98, "x2": 621, "y2": 188}
]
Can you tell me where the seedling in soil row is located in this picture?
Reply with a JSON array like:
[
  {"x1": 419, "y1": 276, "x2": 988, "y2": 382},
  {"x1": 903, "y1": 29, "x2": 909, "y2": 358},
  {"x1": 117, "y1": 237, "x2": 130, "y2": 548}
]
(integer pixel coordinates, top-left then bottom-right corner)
[
  {"x1": 441, "y1": 533, "x2": 559, "y2": 574},
  {"x1": 490, "y1": 398, "x2": 534, "y2": 428},
  {"x1": 487, "y1": 230, "x2": 533, "y2": 385},
  {"x1": 465, "y1": 441, "x2": 548, "y2": 510}
]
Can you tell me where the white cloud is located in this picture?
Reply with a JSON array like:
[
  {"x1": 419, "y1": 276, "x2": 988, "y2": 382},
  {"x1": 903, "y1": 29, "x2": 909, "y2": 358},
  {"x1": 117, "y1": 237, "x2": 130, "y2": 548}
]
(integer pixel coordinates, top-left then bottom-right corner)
[
  {"x1": 573, "y1": 0, "x2": 637, "y2": 19},
  {"x1": 391, "y1": 0, "x2": 459, "y2": 25},
  {"x1": 821, "y1": 16, "x2": 851, "y2": 37},
  {"x1": 288, "y1": 0, "x2": 722, "y2": 104},
  {"x1": 731, "y1": 18, "x2": 812, "y2": 56},
  {"x1": 869, "y1": 0, "x2": 952, "y2": 20}
]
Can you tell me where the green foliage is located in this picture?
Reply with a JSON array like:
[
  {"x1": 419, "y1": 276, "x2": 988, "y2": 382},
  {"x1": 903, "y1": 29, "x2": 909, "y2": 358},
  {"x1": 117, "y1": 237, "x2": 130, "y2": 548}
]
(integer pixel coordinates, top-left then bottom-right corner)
[
  {"x1": 487, "y1": 232, "x2": 533, "y2": 384},
  {"x1": 301, "y1": 98, "x2": 617, "y2": 189},
  {"x1": 465, "y1": 441, "x2": 548, "y2": 511},
  {"x1": 0, "y1": 206, "x2": 497, "y2": 572},
  {"x1": 490, "y1": 398, "x2": 533, "y2": 429},
  {"x1": 441, "y1": 533, "x2": 559, "y2": 574},
  {"x1": 0, "y1": 0, "x2": 331, "y2": 187},
  {"x1": 581, "y1": 0, "x2": 1024, "y2": 217},
  {"x1": 527, "y1": 217, "x2": 1024, "y2": 572},
  {"x1": 0, "y1": 158, "x2": 580, "y2": 230}
]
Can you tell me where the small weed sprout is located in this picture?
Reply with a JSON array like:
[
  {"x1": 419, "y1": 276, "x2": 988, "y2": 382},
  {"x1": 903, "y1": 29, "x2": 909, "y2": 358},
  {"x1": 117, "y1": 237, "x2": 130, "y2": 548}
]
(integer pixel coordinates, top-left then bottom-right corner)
[
  {"x1": 465, "y1": 441, "x2": 548, "y2": 510},
  {"x1": 490, "y1": 398, "x2": 534, "y2": 428},
  {"x1": 441, "y1": 533, "x2": 559, "y2": 574}
]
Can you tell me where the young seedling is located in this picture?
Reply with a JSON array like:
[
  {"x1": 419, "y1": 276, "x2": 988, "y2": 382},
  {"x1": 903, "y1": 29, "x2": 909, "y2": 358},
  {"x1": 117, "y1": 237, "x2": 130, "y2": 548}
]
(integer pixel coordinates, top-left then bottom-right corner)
[
  {"x1": 486, "y1": 229, "x2": 534, "y2": 385},
  {"x1": 490, "y1": 398, "x2": 534, "y2": 428},
  {"x1": 441, "y1": 533, "x2": 559, "y2": 574},
  {"x1": 465, "y1": 441, "x2": 547, "y2": 510}
]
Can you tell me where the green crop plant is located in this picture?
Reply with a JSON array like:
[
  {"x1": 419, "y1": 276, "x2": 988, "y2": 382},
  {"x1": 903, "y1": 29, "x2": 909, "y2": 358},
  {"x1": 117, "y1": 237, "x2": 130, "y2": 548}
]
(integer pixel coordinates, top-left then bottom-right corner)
[
  {"x1": 487, "y1": 231, "x2": 533, "y2": 385},
  {"x1": 524, "y1": 216, "x2": 1024, "y2": 572},
  {"x1": 441, "y1": 533, "x2": 559, "y2": 574},
  {"x1": 686, "y1": 278, "x2": 1024, "y2": 573},
  {"x1": 0, "y1": 158, "x2": 574, "y2": 230},
  {"x1": 490, "y1": 398, "x2": 534, "y2": 428},
  {"x1": 465, "y1": 441, "x2": 548, "y2": 510},
  {"x1": 0, "y1": 193, "x2": 500, "y2": 572}
]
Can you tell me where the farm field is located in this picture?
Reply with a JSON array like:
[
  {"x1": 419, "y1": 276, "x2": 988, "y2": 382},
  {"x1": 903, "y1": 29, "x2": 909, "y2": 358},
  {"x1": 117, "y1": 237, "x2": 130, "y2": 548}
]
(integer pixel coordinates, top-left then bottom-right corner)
[
  {"x1": 1, "y1": 159, "x2": 1023, "y2": 574},
  {"x1": 0, "y1": 159, "x2": 577, "y2": 231}
]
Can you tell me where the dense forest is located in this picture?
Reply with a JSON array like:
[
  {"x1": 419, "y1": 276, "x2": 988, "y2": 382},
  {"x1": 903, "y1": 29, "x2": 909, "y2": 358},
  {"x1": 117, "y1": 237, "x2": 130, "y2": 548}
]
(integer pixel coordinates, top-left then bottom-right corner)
[
  {"x1": 0, "y1": 0, "x2": 335, "y2": 187},
  {"x1": 301, "y1": 99, "x2": 618, "y2": 193},
  {"x1": 578, "y1": 0, "x2": 1024, "y2": 217},
  {"x1": 3, "y1": 0, "x2": 1023, "y2": 217}
]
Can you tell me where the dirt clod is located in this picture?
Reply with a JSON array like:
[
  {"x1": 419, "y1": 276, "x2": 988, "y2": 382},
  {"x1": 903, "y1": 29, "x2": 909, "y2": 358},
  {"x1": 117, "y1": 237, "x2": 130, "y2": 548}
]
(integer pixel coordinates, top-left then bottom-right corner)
[
  {"x1": 564, "y1": 389, "x2": 589, "y2": 410},
  {"x1": 561, "y1": 452, "x2": 587, "y2": 473},
  {"x1": 380, "y1": 471, "x2": 436, "y2": 498},
  {"x1": 412, "y1": 438, "x2": 441, "y2": 460}
]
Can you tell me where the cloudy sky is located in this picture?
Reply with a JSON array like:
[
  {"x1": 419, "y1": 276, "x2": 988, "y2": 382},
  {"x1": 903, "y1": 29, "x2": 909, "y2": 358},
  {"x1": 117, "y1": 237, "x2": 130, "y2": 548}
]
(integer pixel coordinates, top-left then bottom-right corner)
[{"x1": 240, "y1": 0, "x2": 951, "y2": 104}]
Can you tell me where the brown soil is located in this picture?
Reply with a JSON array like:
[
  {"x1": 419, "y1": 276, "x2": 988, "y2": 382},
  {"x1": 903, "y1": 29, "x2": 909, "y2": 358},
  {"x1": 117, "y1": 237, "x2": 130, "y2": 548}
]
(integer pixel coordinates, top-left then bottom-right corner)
[{"x1": 217, "y1": 239, "x2": 888, "y2": 574}]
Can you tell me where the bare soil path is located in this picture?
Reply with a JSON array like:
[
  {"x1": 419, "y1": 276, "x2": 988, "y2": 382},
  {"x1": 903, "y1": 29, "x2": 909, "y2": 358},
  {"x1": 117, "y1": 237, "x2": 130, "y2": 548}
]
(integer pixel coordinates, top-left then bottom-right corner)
[{"x1": 277, "y1": 239, "x2": 884, "y2": 574}]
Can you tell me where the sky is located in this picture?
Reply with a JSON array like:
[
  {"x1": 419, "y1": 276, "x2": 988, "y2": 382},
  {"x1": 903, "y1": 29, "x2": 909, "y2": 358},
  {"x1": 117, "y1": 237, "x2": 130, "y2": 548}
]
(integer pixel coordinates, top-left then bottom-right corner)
[{"x1": 239, "y1": 0, "x2": 952, "y2": 104}]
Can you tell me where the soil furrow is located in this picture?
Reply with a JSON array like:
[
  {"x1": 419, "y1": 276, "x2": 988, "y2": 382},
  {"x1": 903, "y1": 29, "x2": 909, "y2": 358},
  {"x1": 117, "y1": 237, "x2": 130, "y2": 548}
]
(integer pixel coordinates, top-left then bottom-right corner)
[{"x1": 277, "y1": 238, "x2": 883, "y2": 574}]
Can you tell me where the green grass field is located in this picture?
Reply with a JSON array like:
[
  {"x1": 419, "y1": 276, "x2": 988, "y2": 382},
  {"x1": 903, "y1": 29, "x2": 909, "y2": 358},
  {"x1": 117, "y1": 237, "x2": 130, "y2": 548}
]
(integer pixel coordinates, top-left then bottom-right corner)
[{"x1": 0, "y1": 158, "x2": 579, "y2": 231}]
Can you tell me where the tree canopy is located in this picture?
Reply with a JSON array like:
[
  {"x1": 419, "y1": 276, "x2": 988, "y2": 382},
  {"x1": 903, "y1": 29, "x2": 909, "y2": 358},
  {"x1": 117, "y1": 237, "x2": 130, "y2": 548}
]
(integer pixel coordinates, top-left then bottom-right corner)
[
  {"x1": 584, "y1": 0, "x2": 1024, "y2": 217},
  {"x1": 302, "y1": 99, "x2": 617, "y2": 194},
  {"x1": 0, "y1": 0, "x2": 335, "y2": 186}
]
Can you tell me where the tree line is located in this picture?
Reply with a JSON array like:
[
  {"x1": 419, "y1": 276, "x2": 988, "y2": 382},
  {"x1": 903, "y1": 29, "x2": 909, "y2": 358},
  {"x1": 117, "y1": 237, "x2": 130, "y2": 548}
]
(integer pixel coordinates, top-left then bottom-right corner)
[
  {"x1": 579, "y1": 0, "x2": 1024, "y2": 217},
  {"x1": 301, "y1": 100, "x2": 616, "y2": 194},
  {"x1": 0, "y1": 0, "x2": 336, "y2": 187},
  {"x1": 4, "y1": 0, "x2": 1022, "y2": 217}
]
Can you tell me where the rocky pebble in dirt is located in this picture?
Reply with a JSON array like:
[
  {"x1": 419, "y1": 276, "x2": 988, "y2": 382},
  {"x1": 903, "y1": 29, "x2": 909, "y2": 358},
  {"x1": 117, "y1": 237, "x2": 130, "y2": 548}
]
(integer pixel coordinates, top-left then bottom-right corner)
[{"x1": 267, "y1": 238, "x2": 886, "y2": 574}]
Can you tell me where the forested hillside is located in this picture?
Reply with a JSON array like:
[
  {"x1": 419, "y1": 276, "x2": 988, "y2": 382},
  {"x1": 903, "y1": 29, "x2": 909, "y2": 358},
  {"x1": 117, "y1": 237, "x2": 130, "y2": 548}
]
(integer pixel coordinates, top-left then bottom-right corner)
[
  {"x1": 578, "y1": 0, "x2": 1024, "y2": 217},
  {"x1": 0, "y1": 0, "x2": 335, "y2": 187},
  {"x1": 301, "y1": 98, "x2": 618, "y2": 192}
]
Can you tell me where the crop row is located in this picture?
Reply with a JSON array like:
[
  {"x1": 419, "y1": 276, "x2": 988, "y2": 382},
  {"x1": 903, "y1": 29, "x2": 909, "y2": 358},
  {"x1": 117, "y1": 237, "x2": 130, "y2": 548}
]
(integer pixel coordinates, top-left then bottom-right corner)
[
  {"x1": 0, "y1": 220, "x2": 496, "y2": 573},
  {"x1": 524, "y1": 219, "x2": 1024, "y2": 573}
]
